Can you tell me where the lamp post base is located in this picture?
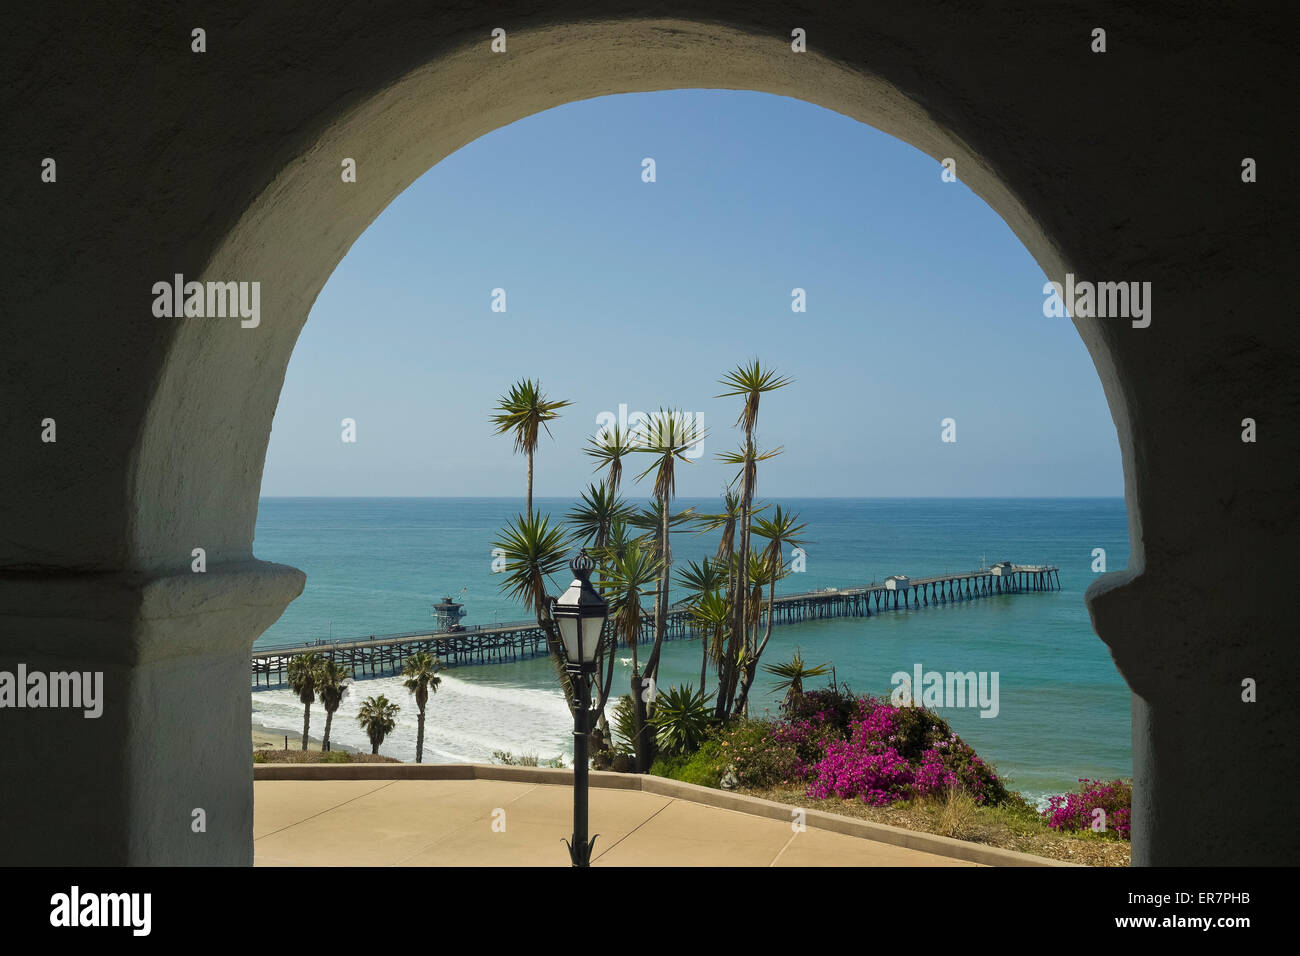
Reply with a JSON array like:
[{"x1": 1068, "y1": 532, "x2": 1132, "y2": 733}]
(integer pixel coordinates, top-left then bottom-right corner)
[{"x1": 564, "y1": 834, "x2": 599, "y2": 867}]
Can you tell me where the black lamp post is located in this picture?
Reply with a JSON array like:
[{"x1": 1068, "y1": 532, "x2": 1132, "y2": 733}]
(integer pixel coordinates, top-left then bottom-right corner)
[{"x1": 552, "y1": 548, "x2": 609, "y2": 867}]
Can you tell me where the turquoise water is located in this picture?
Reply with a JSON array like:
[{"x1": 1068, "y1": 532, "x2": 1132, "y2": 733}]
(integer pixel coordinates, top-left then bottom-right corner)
[{"x1": 251, "y1": 497, "x2": 1131, "y2": 802}]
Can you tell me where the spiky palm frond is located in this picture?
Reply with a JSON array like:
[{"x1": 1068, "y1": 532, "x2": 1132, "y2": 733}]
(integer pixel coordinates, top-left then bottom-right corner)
[
  {"x1": 287, "y1": 652, "x2": 322, "y2": 706},
  {"x1": 694, "y1": 490, "x2": 741, "y2": 558},
  {"x1": 489, "y1": 379, "x2": 572, "y2": 455},
  {"x1": 628, "y1": 501, "x2": 696, "y2": 556},
  {"x1": 402, "y1": 651, "x2": 443, "y2": 711},
  {"x1": 600, "y1": 538, "x2": 662, "y2": 648},
  {"x1": 631, "y1": 409, "x2": 708, "y2": 504},
  {"x1": 566, "y1": 482, "x2": 636, "y2": 550},
  {"x1": 750, "y1": 504, "x2": 810, "y2": 565},
  {"x1": 762, "y1": 648, "x2": 831, "y2": 699},
  {"x1": 315, "y1": 658, "x2": 350, "y2": 713},
  {"x1": 585, "y1": 425, "x2": 638, "y2": 493},
  {"x1": 688, "y1": 588, "x2": 732, "y2": 665},
  {"x1": 491, "y1": 512, "x2": 574, "y2": 618},
  {"x1": 715, "y1": 360, "x2": 793, "y2": 433},
  {"x1": 676, "y1": 558, "x2": 727, "y2": 601},
  {"x1": 356, "y1": 694, "x2": 401, "y2": 752}
]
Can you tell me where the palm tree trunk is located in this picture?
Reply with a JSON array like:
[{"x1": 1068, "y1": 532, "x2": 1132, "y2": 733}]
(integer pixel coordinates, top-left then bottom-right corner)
[
  {"x1": 734, "y1": 578, "x2": 777, "y2": 717},
  {"x1": 301, "y1": 702, "x2": 311, "y2": 751},
  {"x1": 700, "y1": 632, "x2": 708, "y2": 696},
  {"x1": 371, "y1": 738, "x2": 379, "y2": 755},
  {"x1": 322, "y1": 709, "x2": 334, "y2": 752},
  {"x1": 416, "y1": 709, "x2": 426, "y2": 763},
  {"x1": 526, "y1": 449, "x2": 534, "y2": 518}
]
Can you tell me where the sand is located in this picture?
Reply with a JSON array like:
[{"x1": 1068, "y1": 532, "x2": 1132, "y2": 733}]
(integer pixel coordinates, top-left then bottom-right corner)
[{"x1": 252, "y1": 717, "x2": 362, "y2": 754}]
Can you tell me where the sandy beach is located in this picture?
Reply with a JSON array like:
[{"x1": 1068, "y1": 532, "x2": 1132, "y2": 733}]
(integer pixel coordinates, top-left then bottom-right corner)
[{"x1": 252, "y1": 718, "x2": 363, "y2": 754}]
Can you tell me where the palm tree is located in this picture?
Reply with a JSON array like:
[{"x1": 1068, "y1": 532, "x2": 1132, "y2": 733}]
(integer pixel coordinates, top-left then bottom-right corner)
[
  {"x1": 730, "y1": 550, "x2": 781, "y2": 716},
  {"x1": 585, "y1": 425, "x2": 638, "y2": 493},
  {"x1": 402, "y1": 652, "x2": 443, "y2": 763},
  {"x1": 714, "y1": 361, "x2": 791, "y2": 717},
  {"x1": 491, "y1": 511, "x2": 577, "y2": 711},
  {"x1": 762, "y1": 648, "x2": 831, "y2": 706},
  {"x1": 734, "y1": 505, "x2": 810, "y2": 713},
  {"x1": 566, "y1": 482, "x2": 635, "y2": 551},
  {"x1": 315, "y1": 658, "x2": 351, "y2": 752},
  {"x1": 286, "y1": 652, "x2": 323, "y2": 751},
  {"x1": 599, "y1": 534, "x2": 662, "y2": 771},
  {"x1": 631, "y1": 409, "x2": 707, "y2": 769},
  {"x1": 687, "y1": 587, "x2": 731, "y2": 695},
  {"x1": 356, "y1": 695, "x2": 400, "y2": 755},
  {"x1": 677, "y1": 558, "x2": 728, "y2": 692},
  {"x1": 490, "y1": 379, "x2": 571, "y2": 518}
]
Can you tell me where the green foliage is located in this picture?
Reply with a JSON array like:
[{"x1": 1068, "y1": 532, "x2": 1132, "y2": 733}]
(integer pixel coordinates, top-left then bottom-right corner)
[
  {"x1": 650, "y1": 684, "x2": 715, "y2": 756},
  {"x1": 491, "y1": 512, "x2": 574, "y2": 618},
  {"x1": 491, "y1": 750, "x2": 541, "y2": 766},
  {"x1": 650, "y1": 738, "x2": 729, "y2": 788},
  {"x1": 287, "y1": 652, "x2": 323, "y2": 705},
  {"x1": 489, "y1": 379, "x2": 572, "y2": 457},
  {"x1": 253, "y1": 751, "x2": 266, "y2": 764},
  {"x1": 762, "y1": 648, "x2": 830, "y2": 700},
  {"x1": 320, "y1": 749, "x2": 350, "y2": 763},
  {"x1": 356, "y1": 694, "x2": 400, "y2": 753},
  {"x1": 610, "y1": 695, "x2": 638, "y2": 755}
]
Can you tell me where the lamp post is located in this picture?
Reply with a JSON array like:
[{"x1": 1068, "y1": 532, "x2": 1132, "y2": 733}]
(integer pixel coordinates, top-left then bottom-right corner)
[{"x1": 552, "y1": 548, "x2": 609, "y2": 867}]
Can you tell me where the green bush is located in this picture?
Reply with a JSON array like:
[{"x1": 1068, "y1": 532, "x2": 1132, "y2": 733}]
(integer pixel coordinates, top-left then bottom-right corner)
[{"x1": 651, "y1": 684, "x2": 714, "y2": 757}]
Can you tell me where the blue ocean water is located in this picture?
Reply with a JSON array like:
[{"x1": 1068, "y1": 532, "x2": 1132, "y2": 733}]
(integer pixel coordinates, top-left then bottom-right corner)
[{"x1": 251, "y1": 497, "x2": 1131, "y2": 802}]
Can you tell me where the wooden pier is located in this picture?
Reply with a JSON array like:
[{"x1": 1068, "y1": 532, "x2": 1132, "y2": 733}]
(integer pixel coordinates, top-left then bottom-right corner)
[{"x1": 251, "y1": 563, "x2": 1060, "y2": 688}]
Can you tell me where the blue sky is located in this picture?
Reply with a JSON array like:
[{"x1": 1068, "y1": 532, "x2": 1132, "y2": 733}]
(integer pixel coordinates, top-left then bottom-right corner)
[{"x1": 261, "y1": 90, "x2": 1122, "y2": 499}]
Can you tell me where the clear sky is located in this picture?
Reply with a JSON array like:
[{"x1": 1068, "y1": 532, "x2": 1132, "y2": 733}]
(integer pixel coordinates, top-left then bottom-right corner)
[{"x1": 261, "y1": 90, "x2": 1123, "y2": 499}]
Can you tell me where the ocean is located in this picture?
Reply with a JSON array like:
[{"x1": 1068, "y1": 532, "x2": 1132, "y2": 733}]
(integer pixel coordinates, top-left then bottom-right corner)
[{"x1": 250, "y1": 497, "x2": 1132, "y2": 803}]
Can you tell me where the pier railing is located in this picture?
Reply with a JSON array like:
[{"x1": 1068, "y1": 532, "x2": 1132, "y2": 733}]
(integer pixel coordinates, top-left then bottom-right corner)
[{"x1": 252, "y1": 564, "x2": 1059, "y2": 687}]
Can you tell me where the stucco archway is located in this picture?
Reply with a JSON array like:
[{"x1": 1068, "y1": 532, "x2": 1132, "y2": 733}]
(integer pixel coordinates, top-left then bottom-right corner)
[{"x1": 3, "y1": 5, "x2": 1295, "y2": 866}]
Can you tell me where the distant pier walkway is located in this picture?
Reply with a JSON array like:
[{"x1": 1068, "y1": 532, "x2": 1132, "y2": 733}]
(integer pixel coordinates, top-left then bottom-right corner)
[{"x1": 252, "y1": 563, "x2": 1060, "y2": 687}]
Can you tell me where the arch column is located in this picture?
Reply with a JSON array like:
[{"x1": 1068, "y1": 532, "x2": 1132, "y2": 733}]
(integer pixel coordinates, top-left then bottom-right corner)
[{"x1": 0, "y1": 561, "x2": 302, "y2": 865}]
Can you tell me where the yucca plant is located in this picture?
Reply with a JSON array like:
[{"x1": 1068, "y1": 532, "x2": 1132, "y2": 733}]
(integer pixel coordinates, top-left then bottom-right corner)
[
  {"x1": 566, "y1": 482, "x2": 635, "y2": 551},
  {"x1": 651, "y1": 684, "x2": 715, "y2": 757},
  {"x1": 585, "y1": 424, "x2": 639, "y2": 494},
  {"x1": 631, "y1": 409, "x2": 707, "y2": 771},
  {"x1": 491, "y1": 511, "x2": 577, "y2": 711},
  {"x1": 734, "y1": 505, "x2": 810, "y2": 714},
  {"x1": 762, "y1": 648, "x2": 831, "y2": 705},
  {"x1": 489, "y1": 378, "x2": 571, "y2": 518},
  {"x1": 599, "y1": 534, "x2": 661, "y2": 768},
  {"x1": 714, "y1": 360, "x2": 791, "y2": 718},
  {"x1": 610, "y1": 694, "x2": 638, "y2": 756}
]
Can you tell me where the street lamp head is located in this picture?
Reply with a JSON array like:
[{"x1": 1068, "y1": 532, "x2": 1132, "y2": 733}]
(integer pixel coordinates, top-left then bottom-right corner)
[{"x1": 553, "y1": 548, "x2": 608, "y2": 671}]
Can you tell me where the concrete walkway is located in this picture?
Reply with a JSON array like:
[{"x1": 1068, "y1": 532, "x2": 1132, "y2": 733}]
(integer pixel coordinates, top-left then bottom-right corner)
[{"x1": 254, "y1": 778, "x2": 983, "y2": 866}]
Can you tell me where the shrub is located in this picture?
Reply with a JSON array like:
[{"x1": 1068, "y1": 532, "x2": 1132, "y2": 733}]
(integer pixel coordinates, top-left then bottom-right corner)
[
  {"x1": 651, "y1": 684, "x2": 715, "y2": 757},
  {"x1": 806, "y1": 741, "x2": 915, "y2": 805},
  {"x1": 1042, "y1": 778, "x2": 1132, "y2": 840},
  {"x1": 781, "y1": 685, "x2": 863, "y2": 736},
  {"x1": 492, "y1": 750, "x2": 540, "y2": 766},
  {"x1": 610, "y1": 695, "x2": 638, "y2": 756}
]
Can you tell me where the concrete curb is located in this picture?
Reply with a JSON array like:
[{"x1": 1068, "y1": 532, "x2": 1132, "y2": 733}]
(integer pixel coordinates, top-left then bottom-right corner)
[{"x1": 254, "y1": 762, "x2": 1078, "y2": 866}]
